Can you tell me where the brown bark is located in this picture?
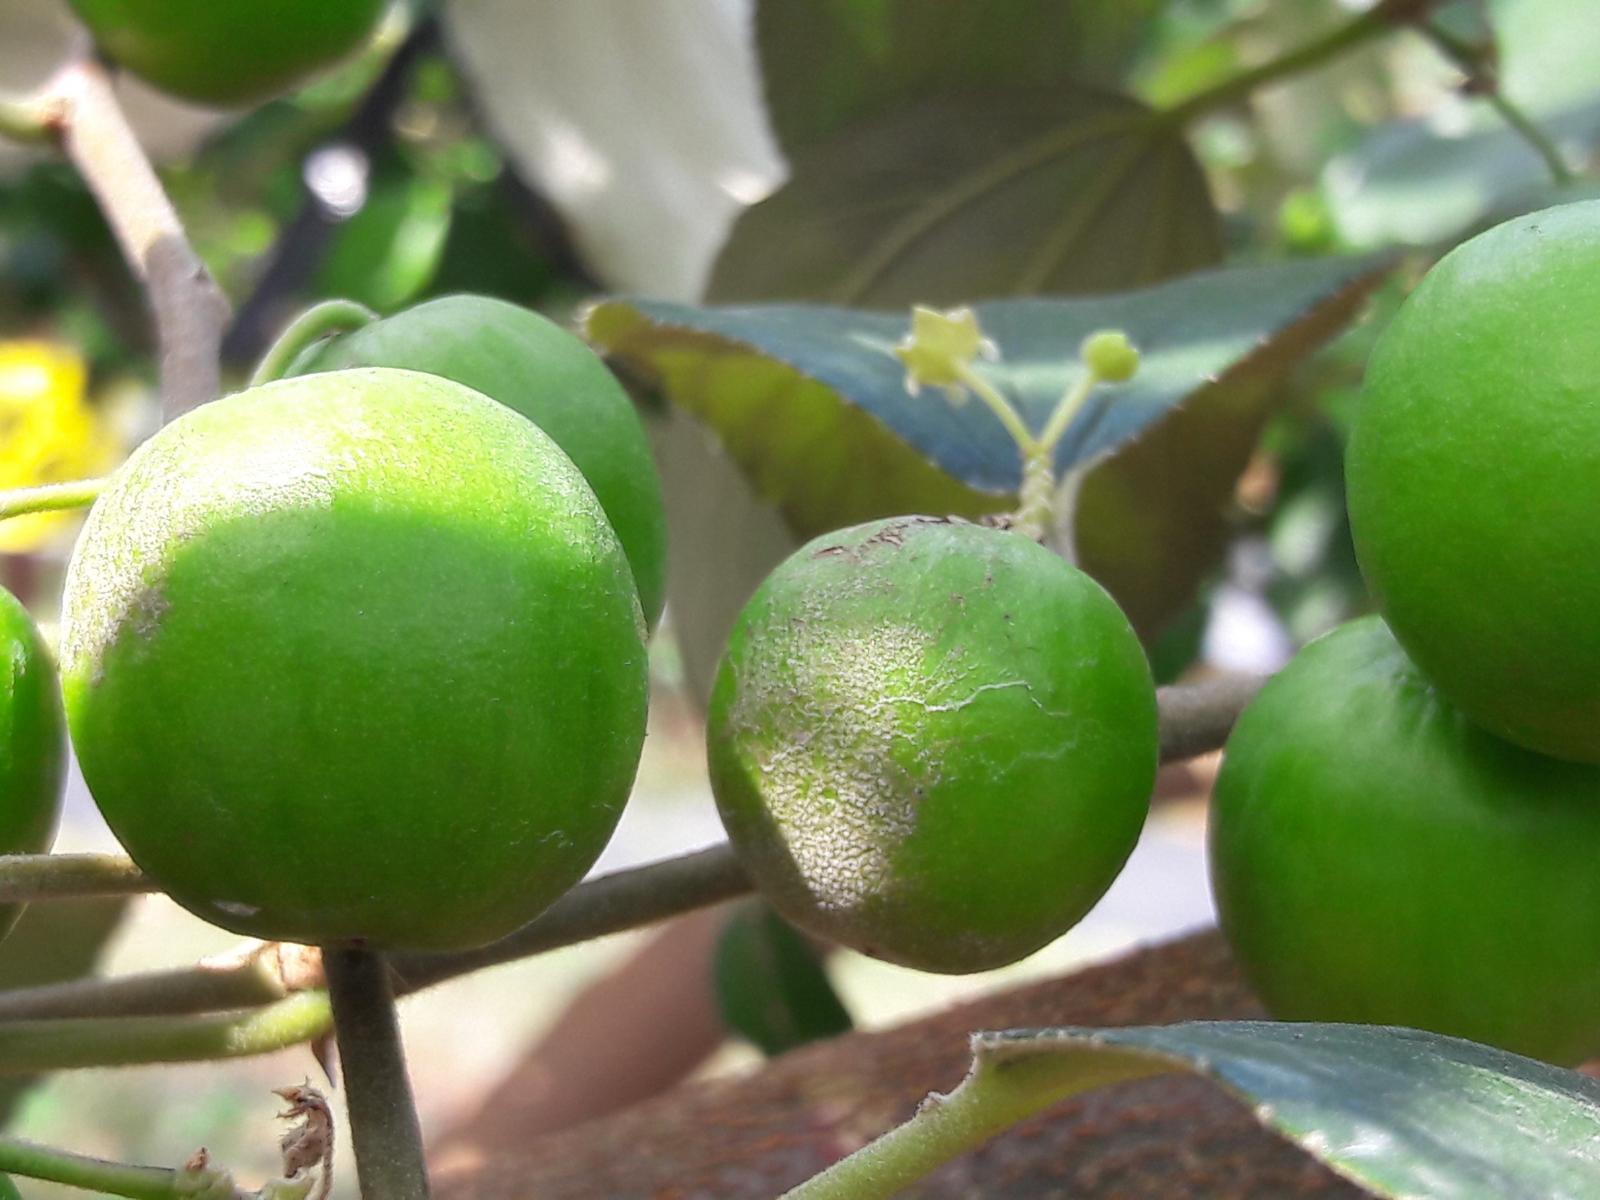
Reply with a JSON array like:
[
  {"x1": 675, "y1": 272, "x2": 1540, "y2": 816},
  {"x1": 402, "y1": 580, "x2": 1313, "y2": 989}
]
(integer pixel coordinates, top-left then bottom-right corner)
[{"x1": 434, "y1": 932, "x2": 1365, "y2": 1199}]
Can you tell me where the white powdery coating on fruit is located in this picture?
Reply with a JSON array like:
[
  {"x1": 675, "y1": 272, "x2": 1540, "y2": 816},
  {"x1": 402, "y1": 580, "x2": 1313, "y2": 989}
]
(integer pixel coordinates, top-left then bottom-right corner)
[{"x1": 746, "y1": 619, "x2": 937, "y2": 913}]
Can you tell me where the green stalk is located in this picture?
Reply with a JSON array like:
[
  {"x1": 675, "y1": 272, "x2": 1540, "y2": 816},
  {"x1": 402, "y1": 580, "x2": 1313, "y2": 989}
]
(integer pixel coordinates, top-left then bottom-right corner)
[
  {"x1": 324, "y1": 945, "x2": 431, "y2": 1199},
  {"x1": 0, "y1": 1137, "x2": 178, "y2": 1200},
  {"x1": 1162, "y1": 0, "x2": 1444, "y2": 125},
  {"x1": 0, "y1": 991, "x2": 330, "y2": 1072},
  {"x1": 0, "y1": 479, "x2": 107, "y2": 523},
  {"x1": 248, "y1": 299, "x2": 378, "y2": 388},
  {"x1": 1419, "y1": 19, "x2": 1576, "y2": 186}
]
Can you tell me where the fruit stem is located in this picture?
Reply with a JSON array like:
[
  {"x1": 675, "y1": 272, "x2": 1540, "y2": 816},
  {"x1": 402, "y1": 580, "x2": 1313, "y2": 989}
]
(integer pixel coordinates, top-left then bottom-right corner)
[
  {"x1": 248, "y1": 300, "x2": 381, "y2": 388},
  {"x1": 0, "y1": 1135, "x2": 186, "y2": 1199},
  {"x1": 0, "y1": 479, "x2": 107, "y2": 523},
  {"x1": 0, "y1": 991, "x2": 330, "y2": 1072},
  {"x1": 323, "y1": 944, "x2": 432, "y2": 1200}
]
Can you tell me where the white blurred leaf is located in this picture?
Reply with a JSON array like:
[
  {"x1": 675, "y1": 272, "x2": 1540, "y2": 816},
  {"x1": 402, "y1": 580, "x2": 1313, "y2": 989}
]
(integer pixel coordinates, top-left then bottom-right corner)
[{"x1": 443, "y1": 0, "x2": 786, "y2": 299}]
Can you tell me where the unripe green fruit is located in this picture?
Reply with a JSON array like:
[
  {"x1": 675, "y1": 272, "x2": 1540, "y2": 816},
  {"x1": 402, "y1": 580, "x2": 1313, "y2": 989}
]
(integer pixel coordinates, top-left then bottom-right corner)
[
  {"x1": 708, "y1": 516, "x2": 1158, "y2": 974},
  {"x1": 67, "y1": 0, "x2": 386, "y2": 106},
  {"x1": 1347, "y1": 200, "x2": 1600, "y2": 763},
  {"x1": 61, "y1": 369, "x2": 649, "y2": 951},
  {"x1": 1211, "y1": 616, "x2": 1600, "y2": 1065},
  {"x1": 0, "y1": 589, "x2": 67, "y2": 944},
  {"x1": 286, "y1": 295, "x2": 668, "y2": 631}
]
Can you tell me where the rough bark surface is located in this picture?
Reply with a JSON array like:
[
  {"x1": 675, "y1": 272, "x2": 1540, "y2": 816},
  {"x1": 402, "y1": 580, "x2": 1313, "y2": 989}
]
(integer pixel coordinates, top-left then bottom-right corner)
[{"x1": 435, "y1": 931, "x2": 1366, "y2": 1199}]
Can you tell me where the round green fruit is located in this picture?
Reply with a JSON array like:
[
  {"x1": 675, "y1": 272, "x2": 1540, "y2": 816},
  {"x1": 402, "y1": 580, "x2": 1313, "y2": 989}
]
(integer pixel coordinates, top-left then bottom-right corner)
[
  {"x1": 61, "y1": 368, "x2": 649, "y2": 951},
  {"x1": 285, "y1": 295, "x2": 668, "y2": 631},
  {"x1": 707, "y1": 516, "x2": 1158, "y2": 974},
  {"x1": 67, "y1": 0, "x2": 386, "y2": 106},
  {"x1": 1211, "y1": 615, "x2": 1600, "y2": 1065},
  {"x1": 0, "y1": 589, "x2": 67, "y2": 942},
  {"x1": 1346, "y1": 200, "x2": 1600, "y2": 763}
]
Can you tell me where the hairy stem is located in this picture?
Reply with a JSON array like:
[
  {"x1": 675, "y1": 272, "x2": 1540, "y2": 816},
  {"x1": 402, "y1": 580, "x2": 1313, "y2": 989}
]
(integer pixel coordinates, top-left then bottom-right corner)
[
  {"x1": 0, "y1": 479, "x2": 107, "y2": 522},
  {"x1": 0, "y1": 853, "x2": 151, "y2": 904},
  {"x1": 248, "y1": 299, "x2": 379, "y2": 388},
  {"x1": 0, "y1": 1136, "x2": 178, "y2": 1200},
  {"x1": 1162, "y1": 0, "x2": 1446, "y2": 125},
  {"x1": 324, "y1": 945, "x2": 431, "y2": 1200},
  {"x1": 0, "y1": 991, "x2": 330, "y2": 1072},
  {"x1": 37, "y1": 53, "x2": 230, "y2": 418}
]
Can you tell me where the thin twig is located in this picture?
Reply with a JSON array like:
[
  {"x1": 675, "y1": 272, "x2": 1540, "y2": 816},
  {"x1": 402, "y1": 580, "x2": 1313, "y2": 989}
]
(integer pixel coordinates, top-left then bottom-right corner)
[
  {"x1": 0, "y1": 674, "x2": 1262, "y2": 1028},
  {"x1": 324, "y1": 945, "x2": 431, "y2": 1200},
  {"x1": 1162, "y1": 0, "x2": 1447, "y2": 125},
  {"x1": 1418, "y1": 19, "x2": 1576, "y2": 186},
  {"x1": 0, "y1": 479, "x2": 107, "y2": 522},
  {"x1": 35, "y1": 53, "x2": 231, "y2": 419},
  {"x1": 0, "y1": 853, "x2": 152, "y2": 904}
]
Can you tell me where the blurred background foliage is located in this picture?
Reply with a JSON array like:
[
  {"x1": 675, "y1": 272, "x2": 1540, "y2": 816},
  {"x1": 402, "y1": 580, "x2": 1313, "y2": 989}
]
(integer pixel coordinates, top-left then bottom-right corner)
[{"x1": 0, "y1": 0, "x2": 1597, "y2": 1185}]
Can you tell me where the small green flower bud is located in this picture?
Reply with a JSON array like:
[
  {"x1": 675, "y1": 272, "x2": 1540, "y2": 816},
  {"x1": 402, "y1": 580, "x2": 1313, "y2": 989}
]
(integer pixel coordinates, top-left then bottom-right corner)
[{"x1": 1081, "y1": 330, "x2": 1139, "y2": 382}]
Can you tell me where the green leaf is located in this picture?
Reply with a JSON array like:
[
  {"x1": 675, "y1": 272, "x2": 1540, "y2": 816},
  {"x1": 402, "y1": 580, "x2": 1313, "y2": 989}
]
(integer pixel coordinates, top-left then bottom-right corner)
[
  {"x1": 313, "y1": 169, "x2": 454, "y2": 312},
  {"x1": 1323, "y1": 98, "x2": 1600, "y2": 249},
  {"x1": 787, "y1": 1021, "x2": 1600, "y2": 1200},
  {"x1": 713, "y1": 902, "x2": 852, "y2": 1057},
  {"x1": 755, "y1": 0, "x2": 1163, "y2": 148},
  {"x1": 708, "y1": 88, "x2": 1222, "y2": 306},
  {"x1": 590, "y1": 254, "x2": 1388, "y2": 648}
]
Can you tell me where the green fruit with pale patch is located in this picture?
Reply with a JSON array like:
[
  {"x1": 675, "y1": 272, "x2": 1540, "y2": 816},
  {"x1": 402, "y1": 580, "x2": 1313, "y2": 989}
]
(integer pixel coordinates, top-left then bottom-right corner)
[
  {"x1": 286, "y1": 295, "x2": 668, "y2": 631},
  {"x1": 61, "y1": 368, "x2": 648, "y2": 951},
  {"x1": 707, "y1": 516, "x2": 1157, "y2": 974},
  {"x1": 0, "y1": 588, "x2": 66, "y2": 943}
]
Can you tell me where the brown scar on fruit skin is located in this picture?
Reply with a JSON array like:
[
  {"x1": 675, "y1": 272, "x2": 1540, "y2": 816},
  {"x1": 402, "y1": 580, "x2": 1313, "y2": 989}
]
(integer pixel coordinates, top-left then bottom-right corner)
[
  {"x1": 810, "y1": 515, "x2": 964, "y2": 560},
  {"x1": 434, "y1": 932, "x2": 1364, "y2": 1199}
]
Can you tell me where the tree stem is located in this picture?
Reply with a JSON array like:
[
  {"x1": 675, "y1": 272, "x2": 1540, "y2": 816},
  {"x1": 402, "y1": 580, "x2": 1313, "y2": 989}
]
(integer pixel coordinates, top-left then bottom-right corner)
[
  {"x1": 324, "y1": 945, "x2": 431, "y2": 1200},
  {"x1": 38, "y1": 53, "x2": 231, "y2": 419},
  {"x1": 0, "y1": 479, "x2": 107, "y2": 522},
  {"x1": 248, "y1": 299, "x2": 379, "y2": 388},
  {"x1": 1162, "y1": 0, "x2": 1445, "y2": 125}
]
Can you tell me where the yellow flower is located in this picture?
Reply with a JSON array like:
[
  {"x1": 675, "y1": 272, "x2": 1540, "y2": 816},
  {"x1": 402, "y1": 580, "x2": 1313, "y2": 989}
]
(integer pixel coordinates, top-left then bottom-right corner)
[
  {"x1": 893, "y1": 306, "x2": 998, "y2": 396},
  {"x1": 0, "y1": 341, "x2": 121, "y2": 553}
]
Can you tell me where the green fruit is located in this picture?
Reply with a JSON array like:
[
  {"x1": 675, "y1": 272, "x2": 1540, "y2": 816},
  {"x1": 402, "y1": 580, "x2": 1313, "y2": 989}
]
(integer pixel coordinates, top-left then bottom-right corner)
[
  {"x1": 0, "y1": 589, "x2": 67, "y2": 943},
  {"x1": 286, "y1": 296, "x2": 668, "y2": 630},
  {"x1": 1211, "y1": 615, "x2": 1600, "y2": 1065},
  {"x1": 708, "y1": 516, "x2": 1158, "y2": 974},
  {"x1": 1346, "y1": 200, "x2": 1600, "y2": 763},
  {"x1": 61, "y1": 368, "x2": 649, "y2": 951},
  {"x1": 67, "y1": 0, "x2": 386, "y2": 106}
]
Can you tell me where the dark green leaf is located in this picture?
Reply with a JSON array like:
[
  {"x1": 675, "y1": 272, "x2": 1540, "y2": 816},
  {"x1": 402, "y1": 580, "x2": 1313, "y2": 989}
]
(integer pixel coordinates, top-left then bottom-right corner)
[
  {"x1": 708, "y1": 88, "x2": 1222, "y2": 306},
  {"x1": 756, "y1": 0, "x2": 1163, "y2": 148},
  {"x1": 714, "y1": 902, "x2": 851, "y2": 1057},
  {"x1": 313, "y1": 170, "x2": 454, "y2": 311},
  {"x1": 591, "y1": 253, "x2": 1388, "y2": 647},
  {"x1": 969, "y1": 1023, "x2": 1600, "y2": 1199}
]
